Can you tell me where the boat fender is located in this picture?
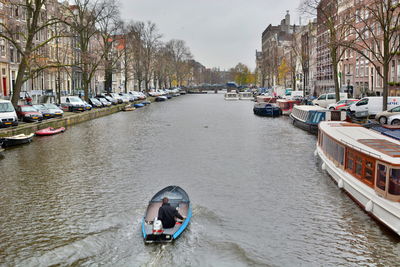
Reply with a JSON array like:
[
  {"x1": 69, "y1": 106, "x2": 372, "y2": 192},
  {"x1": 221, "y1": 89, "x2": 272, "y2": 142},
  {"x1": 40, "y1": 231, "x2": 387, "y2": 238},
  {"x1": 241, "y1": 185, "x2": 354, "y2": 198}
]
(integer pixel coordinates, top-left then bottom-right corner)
[
  {"x1": 321, "y1": 162, "x2": 326, "y2": 171},
  {"x1": 365, "y1": 200, "x2": 373, "y2": 212},
  {"x1": 338, "y1": 179, "x2": 344, "y2": 189},
  {"x1": 314, "y1": 149, "x2": 318, "y2": 157}
]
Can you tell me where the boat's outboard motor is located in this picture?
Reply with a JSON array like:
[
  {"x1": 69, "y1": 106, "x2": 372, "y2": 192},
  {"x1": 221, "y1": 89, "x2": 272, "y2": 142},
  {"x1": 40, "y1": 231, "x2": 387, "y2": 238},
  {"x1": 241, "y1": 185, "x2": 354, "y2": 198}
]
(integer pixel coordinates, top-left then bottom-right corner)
[{"x1": 152, "y1": 218, "x2": 163, "y2": 235}]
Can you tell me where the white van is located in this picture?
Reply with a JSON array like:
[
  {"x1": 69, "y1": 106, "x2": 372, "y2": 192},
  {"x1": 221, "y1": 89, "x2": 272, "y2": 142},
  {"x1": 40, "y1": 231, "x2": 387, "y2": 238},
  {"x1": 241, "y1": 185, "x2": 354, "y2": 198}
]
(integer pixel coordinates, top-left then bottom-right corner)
[
  {"x1": 349, "y1": 97, "x2": 400, "y2": 117},
  {"x1": 284, "y1": 91, "x2": 304, "y2": 100},
  {"x1": 60, "y1": 96, "x2": 85, "y2": 112},
  {"x1": 0, "y1": 99, "x2": 18, "y2": 127},
  {"x1": 312, "y1": 93, "x2": 348, "y2": 108}
]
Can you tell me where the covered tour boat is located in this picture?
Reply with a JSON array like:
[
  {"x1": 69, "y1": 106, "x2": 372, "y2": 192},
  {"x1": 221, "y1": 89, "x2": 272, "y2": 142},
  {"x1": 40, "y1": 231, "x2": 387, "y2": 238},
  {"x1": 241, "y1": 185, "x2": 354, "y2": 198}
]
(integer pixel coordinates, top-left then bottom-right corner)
[
  {"x1": 276, "y1": 99, "x2": 301, "y2": 115},
  {"x1": 290, "y1": 105, "x2": 347, "y2": 134},
  {"x1": 224, "y1": 92, "x2": 239, "y2": 100},
  {"x1": 1, "y1": 133, "x2": 34, "y2": 147},
  {"x1": 142, "y1": 186, "x2": 191, "y2": 243},
  {"x1": 35, "y1": 127, "x2": 65, "y2": 136},
  {"x1": 317, "y1": 121, "x2": 400, "y2": 236}
]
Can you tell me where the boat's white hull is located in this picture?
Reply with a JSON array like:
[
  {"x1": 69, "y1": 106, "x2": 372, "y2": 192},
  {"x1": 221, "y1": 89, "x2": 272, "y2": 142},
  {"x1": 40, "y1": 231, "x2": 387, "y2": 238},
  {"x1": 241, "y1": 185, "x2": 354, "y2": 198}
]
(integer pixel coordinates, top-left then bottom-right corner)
[
  {"x1": 239, "y1": 97, "x2": 253, "y2": 100},
  {"x1": 317, "y1": 146, "x2": 400, "y2": 235}
]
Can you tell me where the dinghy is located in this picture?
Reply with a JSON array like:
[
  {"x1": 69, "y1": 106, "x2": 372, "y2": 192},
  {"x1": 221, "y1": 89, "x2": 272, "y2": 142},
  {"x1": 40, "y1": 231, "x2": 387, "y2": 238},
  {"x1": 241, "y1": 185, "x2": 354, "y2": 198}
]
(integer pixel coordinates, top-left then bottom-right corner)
[
  {"x1": 35, "y1": 127, "x2": 65, "y2": 136},
  {"x1": 141, "y1": 101, "x2": 151, "y2": 105},
  {"x1": 134, "y1": 103, "x2": 145, "y2": 108},
  {"x1": 1, "y1": 133, "x2": 34, "y2": 147},
  {"x1": 142, "y1": 186, "x2": 191, "y2": 243}
]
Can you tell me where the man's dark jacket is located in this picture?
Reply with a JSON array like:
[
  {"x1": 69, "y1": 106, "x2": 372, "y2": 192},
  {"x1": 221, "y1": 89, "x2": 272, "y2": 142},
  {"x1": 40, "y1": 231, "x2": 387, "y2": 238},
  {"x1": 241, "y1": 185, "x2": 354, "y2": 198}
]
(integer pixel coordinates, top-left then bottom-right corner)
[{"x1": 158, "y1": 203, "x2": 183, "y2": 228}]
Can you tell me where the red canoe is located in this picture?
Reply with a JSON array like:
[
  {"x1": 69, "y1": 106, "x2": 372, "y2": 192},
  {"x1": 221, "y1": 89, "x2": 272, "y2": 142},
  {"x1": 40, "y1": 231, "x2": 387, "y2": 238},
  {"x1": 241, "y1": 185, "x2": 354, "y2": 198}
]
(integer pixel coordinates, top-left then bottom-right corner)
[{"x1": 35, "y1": 127, "x2": 65, "y2": 136}]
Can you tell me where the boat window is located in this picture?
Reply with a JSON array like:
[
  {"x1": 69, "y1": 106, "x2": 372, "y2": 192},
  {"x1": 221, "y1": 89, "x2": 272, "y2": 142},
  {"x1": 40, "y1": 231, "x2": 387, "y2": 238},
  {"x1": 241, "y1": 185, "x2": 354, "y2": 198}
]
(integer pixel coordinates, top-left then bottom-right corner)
[
  {"x1": 338, "y1": 146, "x2": 344, "y2": 166},
  {"x1": 365, "y1": 160, "x2": 374, "y2": 184},
  {"x1": 377, "y1": 164, "x2": 387, "y2": 191},
  {"x1": 356, "y1": 98, "x2": 368, "y2": 106},
  {"x1": 389, "y1": 168, "x2": 400, "y2": 196},
  {"x1": 355, "y1": 155, "x2": 363, "y2": 176},
  {"x1": 322, "y1": 132, "x2": 344, "y2": 166},
  {"x1": 346, "y1": 151, "x2": 354, "y2": 171}
]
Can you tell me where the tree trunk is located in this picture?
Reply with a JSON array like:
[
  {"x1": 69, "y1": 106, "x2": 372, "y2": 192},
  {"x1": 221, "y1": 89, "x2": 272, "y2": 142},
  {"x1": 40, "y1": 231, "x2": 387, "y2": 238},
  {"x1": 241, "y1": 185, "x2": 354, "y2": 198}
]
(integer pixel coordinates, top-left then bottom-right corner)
[
  {"x1": 383, "y1": 62, "x2": 389, "y2": 111},
  {"x1": 11, "y1": 57, "x2": 28, "y2": 107},
  {"x1": 82, "y1": 71, "x2": 90, "y2": 102},
  {"x1": 331, "y1": 48, "x2": 340, "y2": 102}
]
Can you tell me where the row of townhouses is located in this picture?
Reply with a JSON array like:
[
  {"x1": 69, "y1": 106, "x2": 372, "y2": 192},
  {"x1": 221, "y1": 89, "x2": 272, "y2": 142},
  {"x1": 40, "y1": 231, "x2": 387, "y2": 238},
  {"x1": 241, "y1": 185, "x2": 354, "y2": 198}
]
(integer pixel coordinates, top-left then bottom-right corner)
[
  {"x1": 0, "y1": 0, "x2": 142, "y2": 103},
  {"x1": 257, "y1": 1, "x2": 400, "y2": 98}
]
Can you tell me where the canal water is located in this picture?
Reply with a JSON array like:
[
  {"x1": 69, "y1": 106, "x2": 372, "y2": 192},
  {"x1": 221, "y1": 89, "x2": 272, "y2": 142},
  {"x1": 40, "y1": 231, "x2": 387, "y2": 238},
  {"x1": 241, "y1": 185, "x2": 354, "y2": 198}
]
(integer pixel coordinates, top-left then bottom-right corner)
[{"x1": 0, "y1": 94, "x2": 399, "y2": 266}]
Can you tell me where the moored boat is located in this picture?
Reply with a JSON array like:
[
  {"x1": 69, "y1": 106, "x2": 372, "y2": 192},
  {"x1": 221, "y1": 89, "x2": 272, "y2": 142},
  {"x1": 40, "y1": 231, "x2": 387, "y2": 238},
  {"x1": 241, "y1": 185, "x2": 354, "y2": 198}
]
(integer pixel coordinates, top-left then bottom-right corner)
[
  {"x1": 317, "y1": 121, "x2": 400, "y2": 236},
  {"x1": 290, "y1": 105, "x2": 347, "y2": 134},
  {"x1": 35, "y1": 127, "x2": 65, "y2": 136},
  {"x1": 224, "y1": 92, "x2": 239, "y2": 100},
  {"x1": 1, "y1": 133, "x2": 34, "y2": 147},
  {"x1": 253, "y1": 102, "x2": 281, "y2": 117},
  {"x1": 122, "y1": 104, "x2": 136, "y2": 111},
  {"x1": 155, "y1": 96, "x2": 167, "y2": 102},
  {"x1": 256, "y1": 95, "x2": 277, "y2": 103},
  {"x1": 141, "y1": 101, "x2": 151, "y2": 105},
  {"x1": 142, "y1": 186, "x2": 191, "y2": 243},
  {"x1": 276, "y1": 99, "x2": 301, "y2": 115},
  {"x1": 238, "y1": 92, "x2": 253, "y2": 100},
  {"x1": 134, "y1": 103, "x2": 145, "y2": 108}
]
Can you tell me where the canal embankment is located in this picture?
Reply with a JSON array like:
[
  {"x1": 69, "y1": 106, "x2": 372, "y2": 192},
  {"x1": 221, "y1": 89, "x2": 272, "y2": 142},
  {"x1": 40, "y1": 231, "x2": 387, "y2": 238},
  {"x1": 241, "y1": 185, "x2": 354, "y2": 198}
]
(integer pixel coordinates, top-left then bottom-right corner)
[{"x1": 0, "y1": 97, "x2": 156, "y2": 138}]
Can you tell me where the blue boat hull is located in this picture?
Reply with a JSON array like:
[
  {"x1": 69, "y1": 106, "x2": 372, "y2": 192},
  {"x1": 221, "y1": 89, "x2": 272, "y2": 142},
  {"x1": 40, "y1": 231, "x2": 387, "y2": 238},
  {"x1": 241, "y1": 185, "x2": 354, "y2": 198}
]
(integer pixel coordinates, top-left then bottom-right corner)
[{"x1": 142, "y1": 186, "x2": 191, "y2": 243}]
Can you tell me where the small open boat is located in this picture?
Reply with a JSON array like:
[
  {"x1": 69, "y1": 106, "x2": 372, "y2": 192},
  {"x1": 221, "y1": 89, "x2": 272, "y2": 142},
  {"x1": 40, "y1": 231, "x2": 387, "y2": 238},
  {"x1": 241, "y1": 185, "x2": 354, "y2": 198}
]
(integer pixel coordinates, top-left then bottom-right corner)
[
  {"x1": 141, "y1": 101, "x2": 151, "y2": 105},
  {"x1": 122, "y1": 105, "x2": 136, "y2": 111},
  {"x1": 1, "y1": 133, "x2": 34, "y2": 147},
  {"x1": 142, "y1": 186, "x2": 191, "y2": 243},
  {"x1": 35, "y1": 127, "x2": 65, "y2": 136},
  {"x1": 155, "y1": 96, "x2": 167, "y2": 102},
  {"x1": 134, "y1": 103, "x2": 145, "y2": 108}
]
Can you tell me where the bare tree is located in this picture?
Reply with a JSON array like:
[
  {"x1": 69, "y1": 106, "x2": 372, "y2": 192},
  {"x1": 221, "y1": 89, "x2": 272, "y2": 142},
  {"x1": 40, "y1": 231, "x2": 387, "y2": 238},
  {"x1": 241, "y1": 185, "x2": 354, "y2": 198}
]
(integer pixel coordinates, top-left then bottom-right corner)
[
  {"x1": 300, "y1": 0, "x2": 354, "y2": 101},
  {"x1": 344, "y1": 0, "x2": 400, "y2": 110},
  {"x1": 66, "y1": 0, "x2": 113, "y2": 101},
  {"x1": 96, "y1": 0, "x2": 121, "y2": 93},
  {"x1": 0, "y1": 0, "x2": 65, "y2": 106},
  {"x1": 165, "y1": 39, "x2": 192, "y2": 87}
]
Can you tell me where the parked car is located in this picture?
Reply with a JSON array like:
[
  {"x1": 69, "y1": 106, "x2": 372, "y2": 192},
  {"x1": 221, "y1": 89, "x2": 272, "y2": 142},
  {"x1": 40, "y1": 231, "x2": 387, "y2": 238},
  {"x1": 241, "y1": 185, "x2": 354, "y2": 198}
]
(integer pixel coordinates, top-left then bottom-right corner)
[
  {"x1": 312, "y1": 93, "x2": 348, "y2": 108},
  {"x1": 0, "y1": 99, "x2": 18, "y2": 128},
  {"x1": 128, "y1": 91, "x2": 141, "y2": 100},
  {"x1": 388, "y1": 113, "x2": 400, "y2": 125},
  {"x1": 375, "y1": 106, "x2": 400, "y2": 124},
  {"x1": 99, "y1": 95, "x2": 117, "y2": 105},
  {"x1": 327, "y1": 99, "x2": 358, "y2": 110},
  {"x1": 16, "y1": 105, "x2": 43, "y2": 122},
  {"x1": 349, "y1": 97, "x2": 400, "y2": 118},
  {"x1": 119, "y1": 93, "x2": 131, "y2": 103},
  {"x1": 107, "y1": 93, "x2": 123, "y2": 104},
  {"x1": 88, "y1": 98, "x2": 103, "y2": 108},
  {"x1": 96, "y1": 97, "x2": 112, "y2": 107},
  {"x1": 32, "y1": 104, "x2": 53, "y2": 119},
  {"x1": 82, "y1": 101, "x2": 92, "y2": 111},
  {"x1": 60, "y1": 96, "x2": 86, "y2": 112},
  {"x1": 42, "y1": 103, "x2": 64, "y2": 117}
]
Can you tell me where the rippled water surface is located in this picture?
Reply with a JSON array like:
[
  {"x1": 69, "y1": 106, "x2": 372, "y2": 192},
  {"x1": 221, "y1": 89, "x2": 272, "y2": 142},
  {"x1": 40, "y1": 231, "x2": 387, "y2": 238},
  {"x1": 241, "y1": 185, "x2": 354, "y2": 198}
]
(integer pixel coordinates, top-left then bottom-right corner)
[{"x1": 1, "y1": 94, "x2": 400, "y2": 266}]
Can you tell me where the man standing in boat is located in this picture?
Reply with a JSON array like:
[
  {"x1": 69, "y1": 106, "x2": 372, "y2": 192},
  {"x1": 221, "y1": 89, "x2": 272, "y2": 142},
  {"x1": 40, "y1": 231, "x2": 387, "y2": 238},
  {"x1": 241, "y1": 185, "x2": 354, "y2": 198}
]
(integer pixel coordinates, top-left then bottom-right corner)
[{"x1": 158, "y1": 197, "x2": 185, "y2": 228}]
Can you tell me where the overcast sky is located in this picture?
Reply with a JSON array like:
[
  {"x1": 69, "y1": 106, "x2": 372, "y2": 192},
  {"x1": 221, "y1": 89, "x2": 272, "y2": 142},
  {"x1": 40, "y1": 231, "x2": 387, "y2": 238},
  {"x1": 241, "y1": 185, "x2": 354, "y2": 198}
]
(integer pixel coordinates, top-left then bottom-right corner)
[{"x1": 119, "y1": 0, "x2": 302, "y2": 70}]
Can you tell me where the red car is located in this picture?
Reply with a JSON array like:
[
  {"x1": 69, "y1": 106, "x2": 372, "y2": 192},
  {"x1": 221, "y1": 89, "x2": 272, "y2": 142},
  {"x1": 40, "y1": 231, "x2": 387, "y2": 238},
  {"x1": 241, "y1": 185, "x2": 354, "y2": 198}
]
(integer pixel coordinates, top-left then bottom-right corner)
[
  {"x1": 328, "y1": 99, "x2": 359, "y2": 110},
  {"x1": 16, "y1": 105, "x2": 43, "y2": 122}
]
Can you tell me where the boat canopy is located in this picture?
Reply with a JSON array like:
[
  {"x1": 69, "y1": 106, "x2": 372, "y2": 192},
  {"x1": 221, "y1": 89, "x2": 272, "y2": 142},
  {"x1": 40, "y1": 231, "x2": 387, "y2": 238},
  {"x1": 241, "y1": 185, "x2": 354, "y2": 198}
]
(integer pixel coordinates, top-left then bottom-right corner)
[{"x1": 150, "y1": 186, "x2": 190, "y2": 203}]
